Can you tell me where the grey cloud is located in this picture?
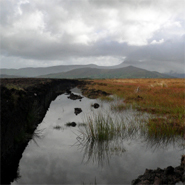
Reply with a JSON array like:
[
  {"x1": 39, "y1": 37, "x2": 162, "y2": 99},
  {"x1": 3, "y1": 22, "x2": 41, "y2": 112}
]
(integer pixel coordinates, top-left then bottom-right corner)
[
  {"x1": 0, "y1": 0, "x2": 185, "y2": 71},
  {"x1": 126, "y1": 35, "x2": 185, "y2": 62},
  {"x1": 2, "y1": 29, "x2": 183, "y2": 63},
  {"x1": 1, "y1": 31, "x2": 131, "y2": 60}
]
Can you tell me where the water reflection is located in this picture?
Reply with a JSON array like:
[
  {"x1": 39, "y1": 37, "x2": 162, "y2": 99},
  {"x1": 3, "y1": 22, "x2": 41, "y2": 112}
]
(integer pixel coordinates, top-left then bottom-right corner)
[
  {"x1": 76, "y1": 136, "x2": 126, "y2": 167},
  {"x1": 141, "y1": 131, "x2": 185, "y2": 151},
  {"x1": 11, "y1": 89, "x2": 184, "y2": 184},
  {"x1": 75, "y1": 98, "x2": 184, "y2": 167},
  {"x1": 76, "y1": 123, "x2": 184, "y2": 168}
]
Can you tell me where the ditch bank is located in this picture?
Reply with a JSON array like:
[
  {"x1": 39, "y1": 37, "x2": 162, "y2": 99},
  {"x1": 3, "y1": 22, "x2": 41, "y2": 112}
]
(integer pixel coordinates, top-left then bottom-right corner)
[{"x1": 0, "y1": 78, "x2": 84, "y2": 184}]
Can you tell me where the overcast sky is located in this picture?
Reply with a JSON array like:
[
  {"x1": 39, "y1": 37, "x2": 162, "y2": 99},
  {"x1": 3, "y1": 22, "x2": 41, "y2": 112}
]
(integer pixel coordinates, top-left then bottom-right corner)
[{"x1": 0, "y1": 0, "x2": 185, "y2": 72}]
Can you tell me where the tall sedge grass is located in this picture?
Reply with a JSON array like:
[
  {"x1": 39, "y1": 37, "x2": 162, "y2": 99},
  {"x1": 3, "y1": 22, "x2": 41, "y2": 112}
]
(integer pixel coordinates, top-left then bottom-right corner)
[
  {"x1": 77, "y1": 110, "x2": 130, "y2": 166},
  {"x1": 79, "y1": 107, "x2": 152, "y2": 143},
  {"x1": 77, "y1": 109, "x2": 184, "y2": 166},
  {"x1": 78, "y1": 108, "x2": 184, "y2": 144},
  {"x1": 80, "y1": 112, "x2": 126, "y2": 142},
  {"x1": 146, "y1": 118, "x2": 185, "y2": 137},
  {"x1": 99, "y1": 95, "x2": 114, "y2": 102}
]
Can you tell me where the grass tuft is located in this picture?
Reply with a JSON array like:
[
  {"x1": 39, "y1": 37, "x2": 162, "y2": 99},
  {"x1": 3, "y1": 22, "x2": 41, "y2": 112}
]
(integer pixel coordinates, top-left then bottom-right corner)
[{"x1": 79, "y1": 112, "x2": 126, "y2": 142}]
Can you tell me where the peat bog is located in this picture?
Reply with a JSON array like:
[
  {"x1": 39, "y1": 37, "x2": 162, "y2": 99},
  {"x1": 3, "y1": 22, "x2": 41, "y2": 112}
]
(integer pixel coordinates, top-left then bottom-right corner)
[{"x1": 1, "y1": 78, "x2": 185, "y2": 184}]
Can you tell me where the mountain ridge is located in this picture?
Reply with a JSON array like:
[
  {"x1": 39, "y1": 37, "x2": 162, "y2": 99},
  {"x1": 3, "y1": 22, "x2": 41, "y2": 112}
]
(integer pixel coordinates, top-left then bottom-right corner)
[
  {"x1": 38, "y1": 66, "x2": 173, "y2": 79},
  {"x1": 0, "y1": 64, "x2": 99, "y2": 77},
  {"x1": 0, "y1": 63, "x2": 182, "y2": 78}
]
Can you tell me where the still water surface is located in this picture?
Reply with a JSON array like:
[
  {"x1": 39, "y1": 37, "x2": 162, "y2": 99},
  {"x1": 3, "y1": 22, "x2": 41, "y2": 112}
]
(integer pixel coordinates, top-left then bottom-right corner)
[{"x1": 12, "y1": 88, "x2": 184, "y2": 184}]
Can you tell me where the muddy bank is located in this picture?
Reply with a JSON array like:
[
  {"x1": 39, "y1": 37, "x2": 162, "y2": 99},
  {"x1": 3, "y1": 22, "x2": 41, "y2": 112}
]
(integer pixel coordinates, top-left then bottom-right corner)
[{"x1": 0, "y1": 78, "x2": 84, "y2": 184}]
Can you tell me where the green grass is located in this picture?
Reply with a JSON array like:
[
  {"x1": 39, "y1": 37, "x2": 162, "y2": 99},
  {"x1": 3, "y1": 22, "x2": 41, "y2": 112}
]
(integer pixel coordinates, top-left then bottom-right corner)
[
  {"x1": 79, "y1": 112, "x2": 127, "y2": 142},
  {"x1": 76, "y1": 107, "x2": 184, "y2": 166},
  {"x1": 147, "y1": 118, "x2": 184, "y2": 137},
  {"x1": 99, "y1": 96, "x2": 114, "y2": 102},
  {"x1": 78, "y1": 108, "x2": 150, "y2": 143},
  {"x1": 79, "y1": 108, "x2": 183, "y2": 144}
]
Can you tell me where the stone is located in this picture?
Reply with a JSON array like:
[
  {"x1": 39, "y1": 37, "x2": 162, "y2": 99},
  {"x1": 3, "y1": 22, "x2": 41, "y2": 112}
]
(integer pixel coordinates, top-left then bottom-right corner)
[
  {"x1": 93, "y1": 103, "x2": 100, "y2": 109},
  {"x1": 66, "y1": 122, "x2": 76, "y2": 127},
  {"x1": 132, "y1": 162, "x2": 184, "y2": 185},
  {"x1": 164, "y1": 166, "x2": 174, "y2": 175},
  {"x1": 74, "y1": 108, "x2": 82, "y2": 115}
]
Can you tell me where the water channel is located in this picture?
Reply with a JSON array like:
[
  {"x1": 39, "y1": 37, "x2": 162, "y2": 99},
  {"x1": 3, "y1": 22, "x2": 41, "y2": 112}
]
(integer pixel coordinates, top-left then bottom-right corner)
[{"x1": 12, "y1": 88, "x2": 184, "y2": 184}]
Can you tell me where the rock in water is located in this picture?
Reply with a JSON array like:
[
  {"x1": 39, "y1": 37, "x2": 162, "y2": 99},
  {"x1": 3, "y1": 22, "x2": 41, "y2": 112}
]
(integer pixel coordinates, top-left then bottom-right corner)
[
  {"x1": 66, "y1": 122, "x2": 77, "y2": 127},
  {"x1": 93, "y1": 103, "x2": 100, "y2": 109},
  {"x1": 74, "y1": 108, "x2": 82, "y2": 115}
]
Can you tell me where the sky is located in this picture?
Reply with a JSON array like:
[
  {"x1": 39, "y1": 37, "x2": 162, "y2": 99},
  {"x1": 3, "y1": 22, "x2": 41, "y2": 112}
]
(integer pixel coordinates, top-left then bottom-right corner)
[{"x1": 0, "y1": 0, "x2": 185, "y2": 73}]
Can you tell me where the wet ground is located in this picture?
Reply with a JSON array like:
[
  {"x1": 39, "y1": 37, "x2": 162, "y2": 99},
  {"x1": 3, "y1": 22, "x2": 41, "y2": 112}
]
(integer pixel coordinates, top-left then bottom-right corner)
[{"x1": 11, "y1": 88, "x2": 184, "y2": 184}]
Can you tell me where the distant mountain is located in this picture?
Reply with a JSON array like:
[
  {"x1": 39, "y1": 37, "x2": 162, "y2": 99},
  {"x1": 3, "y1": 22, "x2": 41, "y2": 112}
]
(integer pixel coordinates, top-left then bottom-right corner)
[
  {"x1": 39, "y1": 66, "x2": 173, "y2": 79},
  {"x1": 0, "y1": 64, "x2": 98, "y2": 77},
  {"x1": 115, "y1": 60, "x2": 185, "y2": 76},
  {"x1": 165, "y1": 73, "x2": 185, "y2": 78},
  {"x1": 0, "y1": 74, "x2": 23, "y2": 78},
  {"x1": 1, "y1": 62, "x2": 182, "y2": 78}
]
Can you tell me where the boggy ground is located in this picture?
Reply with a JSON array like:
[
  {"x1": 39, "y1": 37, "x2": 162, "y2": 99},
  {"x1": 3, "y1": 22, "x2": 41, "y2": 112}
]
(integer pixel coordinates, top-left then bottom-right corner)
[
  {"x1": 82, "y1": 79, "x2": 185, "y2": 137},
  {"x1": 1, "y1": 78, "x2": 185, "y2": 184},
  {"x1": 82, "y1": 78, "x2": 185, "y2": 184}
]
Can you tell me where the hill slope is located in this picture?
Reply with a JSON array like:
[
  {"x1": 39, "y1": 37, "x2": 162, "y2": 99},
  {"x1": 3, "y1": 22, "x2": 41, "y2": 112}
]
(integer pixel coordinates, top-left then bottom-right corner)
[
  {"x1": 40, "y1": 66, "x2": 173, "y2": 79},
  {"x1": 1, "y1": 62, "x2": 183, "y2": 78},
  {"x1": 0, "y1": 64, "x2": 98, "y2": 77},
  {"x1": 0, "y1": 74, "x2": 23, "y2": 78}
]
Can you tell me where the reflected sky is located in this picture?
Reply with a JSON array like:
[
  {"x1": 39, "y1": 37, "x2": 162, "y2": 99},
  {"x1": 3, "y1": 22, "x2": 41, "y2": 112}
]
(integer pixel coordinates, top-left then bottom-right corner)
[{"x1": 12, "y1": 89, "x2": 185, "y2": 184}]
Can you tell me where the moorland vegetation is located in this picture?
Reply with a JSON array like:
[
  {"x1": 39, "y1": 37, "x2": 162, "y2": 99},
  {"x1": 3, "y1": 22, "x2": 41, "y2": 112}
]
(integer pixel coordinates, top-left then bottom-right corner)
[{"x1": 82, "y1": 78, "x2": 185, "y2": 137}]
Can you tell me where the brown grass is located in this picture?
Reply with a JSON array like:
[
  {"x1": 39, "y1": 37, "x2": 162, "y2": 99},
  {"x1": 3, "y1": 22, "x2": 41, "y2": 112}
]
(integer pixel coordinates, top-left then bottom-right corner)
[{"x1": 83, "y1": 79, "x2": 185, "y2": 135}]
